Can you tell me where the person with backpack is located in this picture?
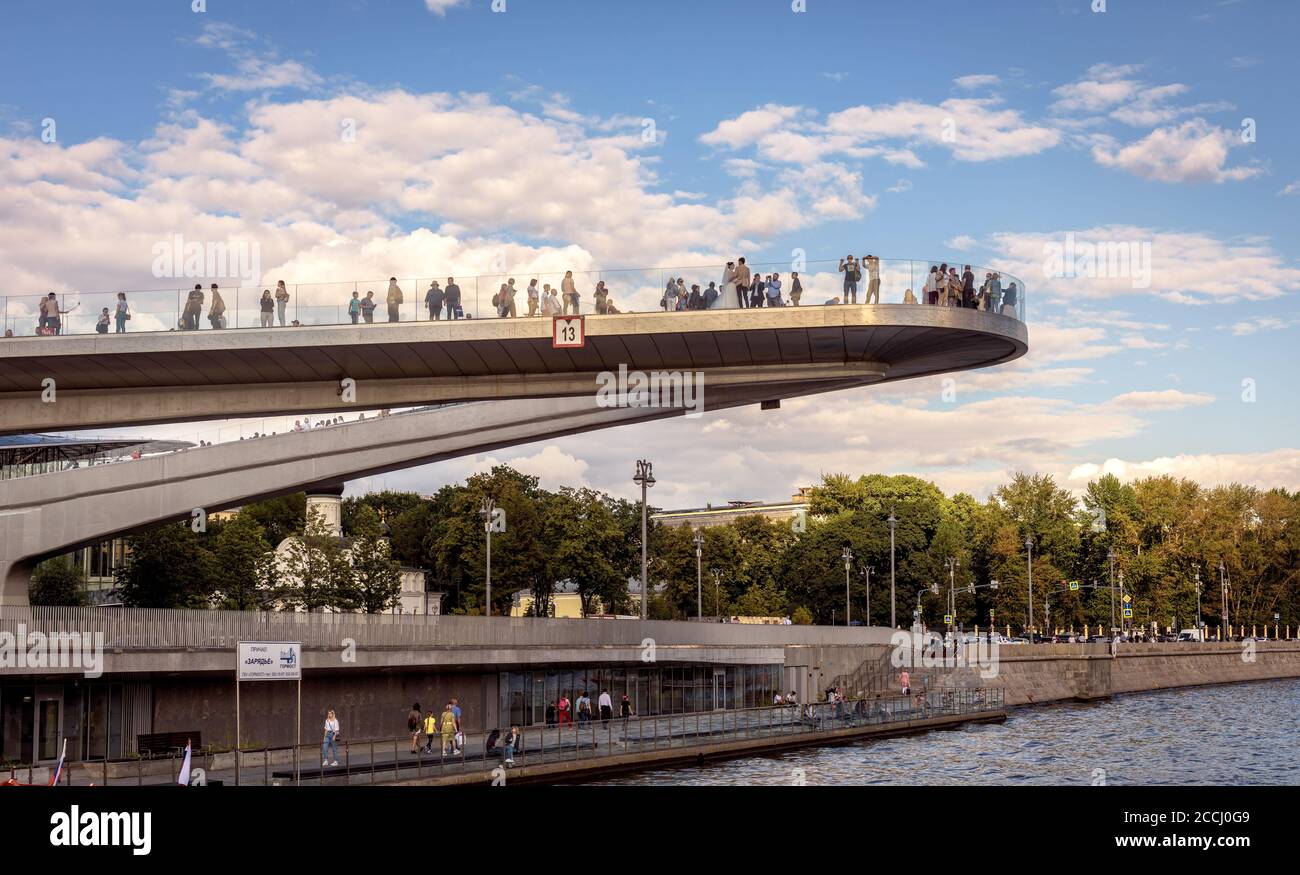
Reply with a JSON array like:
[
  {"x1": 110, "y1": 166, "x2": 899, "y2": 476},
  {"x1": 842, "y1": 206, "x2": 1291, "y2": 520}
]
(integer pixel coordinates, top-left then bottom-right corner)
[
  {"x1": 407, "y1": 702, "x2": 423, "y2": 753},
  {"x1": 208, "y1": 283, "x2": 226, "y2": 329},
  {"x1": 839, "y1": 255, "x2": 860, "y2": 304}
]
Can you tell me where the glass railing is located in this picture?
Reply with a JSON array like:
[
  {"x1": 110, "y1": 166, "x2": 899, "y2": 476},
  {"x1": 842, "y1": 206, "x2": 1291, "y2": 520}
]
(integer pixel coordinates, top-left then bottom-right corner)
[{"x1": 0, "y1": 259, "x2": 1025, "y2": 338}]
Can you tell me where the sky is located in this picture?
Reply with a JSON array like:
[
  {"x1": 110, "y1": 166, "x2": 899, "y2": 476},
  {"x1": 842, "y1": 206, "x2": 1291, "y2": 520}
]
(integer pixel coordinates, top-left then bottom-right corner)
[{"x1": 2, "y1": 0, "x2": 1298, "y2": 508}]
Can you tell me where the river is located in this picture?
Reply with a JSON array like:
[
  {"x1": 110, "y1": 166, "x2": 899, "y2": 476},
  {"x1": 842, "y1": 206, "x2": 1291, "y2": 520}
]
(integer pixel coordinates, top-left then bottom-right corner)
[{"x1": 590, "y1": 679, "x2": 1300, "y2": 785}]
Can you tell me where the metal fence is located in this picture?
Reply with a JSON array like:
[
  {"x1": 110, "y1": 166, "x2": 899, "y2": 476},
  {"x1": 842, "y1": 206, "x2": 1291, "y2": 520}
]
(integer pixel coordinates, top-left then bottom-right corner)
[{"x1": 12, "y1": 689, "x2": 1004, "y2": 786}]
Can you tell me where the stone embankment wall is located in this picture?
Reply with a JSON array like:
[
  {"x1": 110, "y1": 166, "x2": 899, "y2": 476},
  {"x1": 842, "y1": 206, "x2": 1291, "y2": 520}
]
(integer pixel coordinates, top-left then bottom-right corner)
[{"x1": 933, "y1": 641, "x2": 1300, "y2": 705}]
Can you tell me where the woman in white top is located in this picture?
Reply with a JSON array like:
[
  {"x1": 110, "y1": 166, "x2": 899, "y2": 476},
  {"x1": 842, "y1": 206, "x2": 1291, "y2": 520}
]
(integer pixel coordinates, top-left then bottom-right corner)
[{"x1": 322, "y1": 709, "x2": 340, "y2": 767}]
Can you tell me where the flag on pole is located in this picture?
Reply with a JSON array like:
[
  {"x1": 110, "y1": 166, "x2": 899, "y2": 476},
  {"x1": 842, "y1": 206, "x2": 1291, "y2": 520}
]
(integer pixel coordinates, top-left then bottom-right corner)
[
  {"x1": 177, "y1": 739, "x2": 192, "y2": 786},
  {"x1": 50, "y1": 738, "x2": 67, "y2": 786}
]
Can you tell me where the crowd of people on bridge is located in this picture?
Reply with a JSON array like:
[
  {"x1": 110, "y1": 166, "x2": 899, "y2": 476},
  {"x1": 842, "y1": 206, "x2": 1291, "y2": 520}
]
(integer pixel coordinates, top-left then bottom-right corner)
[{"x1": 9, "y1": 256, "x2": 1020, "y2": 338}]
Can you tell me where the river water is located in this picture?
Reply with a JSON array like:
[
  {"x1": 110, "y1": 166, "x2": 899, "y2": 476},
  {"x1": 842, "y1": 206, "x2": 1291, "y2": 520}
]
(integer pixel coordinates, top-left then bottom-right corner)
[{"x1": 591, "y1": 679, "x2": 1300, "y2": 786}]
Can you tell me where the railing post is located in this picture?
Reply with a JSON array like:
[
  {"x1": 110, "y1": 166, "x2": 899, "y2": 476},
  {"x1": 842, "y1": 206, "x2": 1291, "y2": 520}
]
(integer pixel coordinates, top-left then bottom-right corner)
[{"x1": 394, "y1": 736, "x2": 400, "y2": 783}]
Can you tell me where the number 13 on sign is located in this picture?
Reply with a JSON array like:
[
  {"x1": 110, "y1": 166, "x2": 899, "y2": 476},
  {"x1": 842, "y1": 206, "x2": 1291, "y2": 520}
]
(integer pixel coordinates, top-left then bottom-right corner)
[{"x1": 552, "y1": 315, "x2": 585, "y2": 348}]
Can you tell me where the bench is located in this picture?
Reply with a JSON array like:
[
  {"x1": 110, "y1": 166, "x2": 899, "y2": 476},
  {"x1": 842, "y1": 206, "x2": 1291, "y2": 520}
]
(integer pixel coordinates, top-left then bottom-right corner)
[{"x1": 136, "y1": 732, "x2": 201, "y2": 758}]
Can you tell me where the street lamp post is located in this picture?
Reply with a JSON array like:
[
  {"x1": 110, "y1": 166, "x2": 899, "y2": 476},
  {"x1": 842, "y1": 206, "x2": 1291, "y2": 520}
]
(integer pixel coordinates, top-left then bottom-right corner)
[
  {"x1": 945, "y1": 557, "x2": 959, "y2": 632},
  {"x1": 479, "y1": 497, "x2": 495, "y2": 617},
  {"x1": 842, "y1": 546, "x2": 853, "y2": 626},
  {"x1": 1219, "y1": 560, "x2": 1228, "y2": 639},
  {"x1": 862, "y1": 565, "x2": 875, "y2": 627},
  {"x1": 887, "y1": 508, "x2": 898, "y2": 629},
  {"x1": 711, "y1": 569, "x2": 721, "y2": 622},
  {"x1": 693, "y1": 530, "x2": 704, "y2": 620},
  {"x1": 633, "y1": 460, "x2": 655, "y2": 620},
  {"x1": 1107, "y1": 547, "x2": 1116, "y2": 633},
  {"x1": 1194, "y1": 567, "x2": 1202, "y2": 636},
  {"x1": 1025, "y1": 537, "x2": 1034, "y2": 641}
]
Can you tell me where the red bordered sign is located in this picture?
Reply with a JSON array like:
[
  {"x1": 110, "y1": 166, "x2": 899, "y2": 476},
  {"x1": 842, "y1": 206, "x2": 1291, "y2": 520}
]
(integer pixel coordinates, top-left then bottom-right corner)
[{"x1": 552, "y1": 315, "x2": 585, "y2": 349}]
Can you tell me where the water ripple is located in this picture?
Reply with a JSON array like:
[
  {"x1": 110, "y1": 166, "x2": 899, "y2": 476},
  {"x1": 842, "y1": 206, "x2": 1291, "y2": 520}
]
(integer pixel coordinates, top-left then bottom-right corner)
[{"x1": 591, "y1": 679, "x2": 1300, "y2": 786}]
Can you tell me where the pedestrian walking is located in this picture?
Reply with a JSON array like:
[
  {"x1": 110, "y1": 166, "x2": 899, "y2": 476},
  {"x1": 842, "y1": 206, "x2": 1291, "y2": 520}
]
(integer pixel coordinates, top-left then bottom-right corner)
[
  {"x1": 407, "y1": 702, "x2": 423, "y2": 753},
  {"x1": 439, "y1": 703, "x2": 457, "y2": 755},
  {"x1": 598, "y1": 689, "x2": 613, "y2": 722},
  {"x1": 321, "y1": 709, "x2": 340, "y2": 767}
]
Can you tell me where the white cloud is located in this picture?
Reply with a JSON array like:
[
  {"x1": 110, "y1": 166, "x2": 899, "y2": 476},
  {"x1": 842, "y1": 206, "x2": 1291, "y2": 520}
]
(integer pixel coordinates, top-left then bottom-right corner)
[
  {"x1": 1100, "y1": 390, "x2": 1214, "y2": 411},
  {"x1": 954, "y1": 74, "x2": 1000, "y2": 90},
  {"x1": 1065, "y1": 449, "x2": 1300, "y2": 493},
  {"x1": 945, "y1": 235, "x2": 978, "y2": 251},
  {"x1": 987, "y1": 225, "x2": 1300, "y2": 304},
  {"x1": 1091, "y1": 119, "x2": 1261, "y2": 184},
  {"x1": 1279, "y1": 181, "x2": 1300, "y2": 196},
  {"x1": 701, "y1": 97, "x2": 1060, "y2": 166},
  {"x1": 424, "y1": 0, "x2": 470, "y2": 14}
]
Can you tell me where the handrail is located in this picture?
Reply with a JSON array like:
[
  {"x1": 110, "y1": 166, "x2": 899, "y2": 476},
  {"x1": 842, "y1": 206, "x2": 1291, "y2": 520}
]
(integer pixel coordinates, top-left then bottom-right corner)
[{"x1": 1, "y1": 257, "x2": 1027, "y2": 337}]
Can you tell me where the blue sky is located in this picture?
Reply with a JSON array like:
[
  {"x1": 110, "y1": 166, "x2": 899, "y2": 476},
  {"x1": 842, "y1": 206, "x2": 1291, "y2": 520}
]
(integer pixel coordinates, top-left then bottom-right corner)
[{"x1": 2, "y1": 0, "x2": 1297, "y2": 504}]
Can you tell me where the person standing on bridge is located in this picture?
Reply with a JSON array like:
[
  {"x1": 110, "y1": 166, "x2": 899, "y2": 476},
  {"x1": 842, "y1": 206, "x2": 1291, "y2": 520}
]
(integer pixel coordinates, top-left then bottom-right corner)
[
  {"x1": 361, "y1": 291, "x2": 377, "y2": 323},
  {"x1": 348, "y1": 291, "x2": 362, "y2": 324},
  {"x1": 839, "y1": 255, "x2": 860, "y2": 304},
  {"x1": 208, "y1": 284, "x2": 226, "y2": 329},
  {"x1": 182, "y1": 285, "x2": 203, "y2": 330},
  {"x1": 275, "y1": 280, "x2": 290, "y2": 326},
  {"x1": 259, "y1": 289, "x2": 274, "y2": 327},
  {"x1": 425, "y1": 281, "x2": 444, "y2": 321},
  {"x1": 789, "y1": 272, "x2": 802, "y2": 306},
  {"x1": 527, "y1": 279, "x2": 540, "y2": 316},
  {"x1": 864, "y1": 255, "x2": 881, "y2": 304},
  {"x1": 114, "y1": 292, "x2": 130, "y2": 333},
  {"x1": 386, "y1": 277, "x2": 403, "y2": 322},
  {"x1": 444, "y1": 277, "x2": 461, "y2": 320},
  {"x1": 734, "y1": 257, "x2": 752, "y2": 308},
  {"x1": 561, "y1": 271, "x2": 580, "y2": 315}
]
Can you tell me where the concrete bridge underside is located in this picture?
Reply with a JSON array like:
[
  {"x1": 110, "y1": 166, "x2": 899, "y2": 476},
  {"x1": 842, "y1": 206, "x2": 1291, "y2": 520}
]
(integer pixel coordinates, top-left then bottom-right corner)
[
  {"x1": 0, "y1": 378, "x2": 860, "y2": 603},
  {"x1": 0, "y1": 306, "x2": 1028, "y2": 434}
]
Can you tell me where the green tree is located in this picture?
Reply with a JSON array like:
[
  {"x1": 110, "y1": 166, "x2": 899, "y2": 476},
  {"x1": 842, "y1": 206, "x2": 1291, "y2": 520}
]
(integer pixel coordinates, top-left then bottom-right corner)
[
  {"x1": 115, "y1": 522, "x2": 217, "y2": 608},
  {"x1": 347, "y1": 505, "x2": 404, "y2": 613},
  {"x1": 277, "y1": 506, "x2": 352, "y2": 611},
  {"x1": 29, "y1": 558, "x2": 89, "y2": 606},
  {"x1": 211, "y1": 512, "x2": 276, "y2": 610}
]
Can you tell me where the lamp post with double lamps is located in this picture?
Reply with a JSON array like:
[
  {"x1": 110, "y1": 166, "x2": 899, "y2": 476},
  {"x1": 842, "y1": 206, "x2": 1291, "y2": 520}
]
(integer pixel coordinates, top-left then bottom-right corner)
[
  {"x1": 842, "y1": 546, "x2": 854, "y2": 626},
  {"x1": 693, "y1": 530, "x2": 704, "y2": 620},
  {"x1": 479, "y1": 497, "x2": 495, "y2": 617},
  {"x1": 887, "y1": 508, "x2": 898, "y2": 629},
  {"x1": 633, "y1": 460, "x2": 655, "y2": 620}
]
